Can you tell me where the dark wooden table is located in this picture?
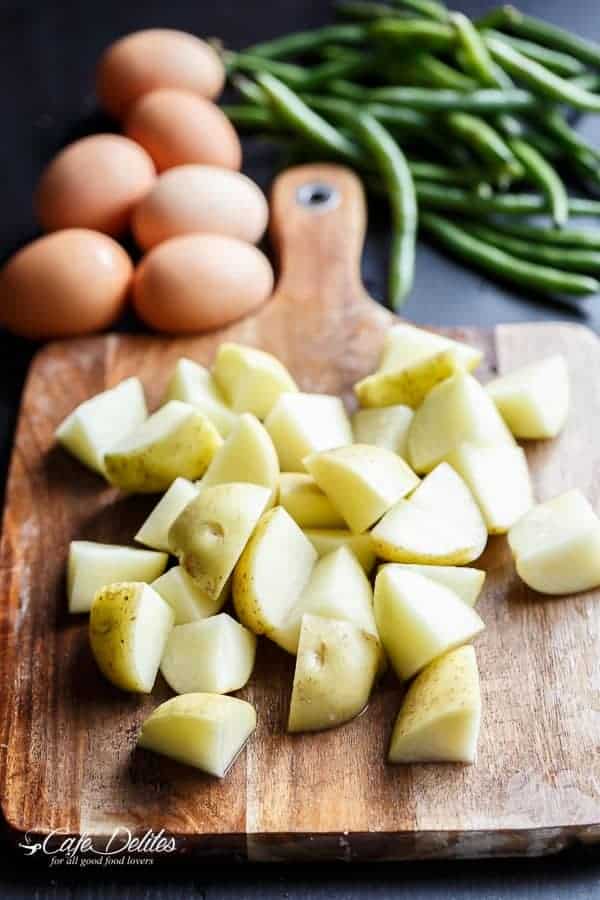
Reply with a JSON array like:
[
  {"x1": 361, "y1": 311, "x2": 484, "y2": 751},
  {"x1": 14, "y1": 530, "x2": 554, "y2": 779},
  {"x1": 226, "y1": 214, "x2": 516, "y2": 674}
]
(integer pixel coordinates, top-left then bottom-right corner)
[{"x1": 1, "y1": 0, "x2": 600, "y2": 896}]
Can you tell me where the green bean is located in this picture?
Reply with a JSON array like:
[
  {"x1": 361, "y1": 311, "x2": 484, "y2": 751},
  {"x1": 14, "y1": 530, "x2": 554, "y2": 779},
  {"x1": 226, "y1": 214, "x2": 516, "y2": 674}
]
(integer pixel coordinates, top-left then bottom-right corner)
[
  {"x1": 495, "y1": 114, "x2": 562, "y2": 160},
  {"x1": 482, "y1": 219, "x2": 600, "y2": 249},
  {"x1": 507, "y1": 138, "x2": 568, "y2": 226},
  {"x1": 330, "y1": 81, "x2": 535, "y2": 111},
  {"x1": 391, "y1": 0, "x2": 449, "y2": 23},
  {"x1": 370, "y1": 18, "x2": 455, "y2": 51},
  {"x1": 463, "y1": 222, "x2": 600, "y2": 273},
  {"x1": 415, "y1": 183, "x2": 600, "y2": 216},
  {"x1": 420, "y1": 212, "x2": 599, "y2": 295},
  {"x1": 334, "y1": 0, "x2": 409, "y2": 20},
  {"x1": 355, "y1": 113, "x2": 417, "y2": 308},
  {"x1": 319, "y1": 44, "x2": 364, "y2": 61},
  {"x1": 227, "y1": 53, "x2": 308, "y2": 87},
  {"x1": 571, "y1": 73, "x2": 600, "y2": 92},
  {"x1": 301, "y1": 93, "x2": 431, "y2": 131},
  {"x1": 406, "y1": 160, "x2": 487, "y2": 185},
  {"x1": 255, "y1": 72, "x2": 364, "y2": 164},
  {"x1": 245, "y1": 24, "x2": 367, "y2": 59},
  {"x1": 451, "y1": 12, "x2": 504, "y2": 87},
  {"x1": 444, "y1": 112, "x2": 523, "y2": 176},
  {"x1": 486, "y1": 36, "x2": 600, "y2": 112},
  {"x1": 477, "y1": 6, "x2": 600, "y2": 70},
  {"x1": 481, "y1": 29, "x2": 585, "y2": 77},
  {"x1": 386, "y1": 53, "x2": 477, "y2": 90},
  {"x1": 533, "y1": 109, "x2": 600, "y2": 164},
  {"x1": 221, "y1": 104, "x2": 278, "y2": 129},
  {"x1": 231, "y1": 74, "x2": 268, "y2": 105}
]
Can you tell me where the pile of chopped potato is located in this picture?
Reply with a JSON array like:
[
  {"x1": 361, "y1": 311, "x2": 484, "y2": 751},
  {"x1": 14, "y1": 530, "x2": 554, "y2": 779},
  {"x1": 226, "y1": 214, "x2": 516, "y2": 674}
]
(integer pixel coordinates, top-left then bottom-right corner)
[{"x1": 58, "y1": 327, "x2": 598, "y2": 778}]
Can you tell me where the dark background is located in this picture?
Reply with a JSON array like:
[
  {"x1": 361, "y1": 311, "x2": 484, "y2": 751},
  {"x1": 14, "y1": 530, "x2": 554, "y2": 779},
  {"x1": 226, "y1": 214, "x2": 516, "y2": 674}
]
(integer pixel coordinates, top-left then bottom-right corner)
[{"x1": 1, "y1": 0, "x2": 600, "y2": 896}]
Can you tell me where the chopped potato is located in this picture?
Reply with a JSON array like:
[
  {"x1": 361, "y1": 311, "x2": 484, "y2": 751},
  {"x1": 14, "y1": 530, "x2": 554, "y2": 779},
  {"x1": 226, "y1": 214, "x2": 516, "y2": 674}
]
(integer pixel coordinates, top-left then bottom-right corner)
[
  {"x1": 138, "y1": 693, "x2": 256, "y2": 776},
  {"x1": 152, "y1": 565, "x2": 227, "y2": 624},
  {"x1": 355, "y1": 349, "x2": 459, "y2": 409},
  {"x1": 265, "y1": 392, "x2": 352, "y2": 472},
  {"x1": 508, "y1": 489, "x2": 600, "y2": 594},
  {"x1": 389, "y1": 646, "x2": 481, "y2": 764},
  {"x1": 378, "y1": 323, "x2": 483, "y2": 375},
  {"x1": 279, "y1": 473, "x2": 345, "y2": 529},
  {"x1": 486, "y1": 354, "x2": 569, "y2": 439},
  {"x1": 68, "y1": 540, "x2": 167, "y2": 613},
  {"x1": 352, "y1": 405, "x2": 413, "y2": 458},
  {"x1": 384, "y1": 564, "x2": 485, "y2": 606},
  {"x1": 163, "y1": 358, "x2": 237, "y2": 436},
  {"x1": 213, "y1": 342, "x2": 297, "y2": 420},
  {"x1": 303, "y1": 528, "x2": 376, "y2": 574},
  {"x1": 104, "y1": 401, "x2": 222, "y2": 493},
  {"x1": 135, "y1": 477, "x2": 199, "y2": 551},
  {"x1": 305, "y1": 444, "x2": 419, "y2": 534},
  {"x1": 374, "y1": 566, "x2": 484, "y2": 681},
  {"x1": 56, "y1": 377, "x2": 147, "y2": 475},
  {"x1": 201, "y1": 413, "x2": 279, "y2": 505}
]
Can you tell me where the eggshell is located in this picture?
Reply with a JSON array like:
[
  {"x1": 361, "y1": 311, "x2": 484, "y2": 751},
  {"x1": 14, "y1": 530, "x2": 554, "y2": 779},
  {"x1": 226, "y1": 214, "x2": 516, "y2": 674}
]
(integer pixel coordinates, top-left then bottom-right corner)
[
  {"x1": 97, "y1": 29, "x2": 225, "y2": 120},
  {"x1": 132, "y1": 165, "x2": 269, "y2": 250},
  {"x1": 125, "y1": 89, "x2": 242, "y2": 173},
  {"x1": 36, "y1": 134, "x2": 156, "y2": 236},
  {"x1": 133, "y1": 234, "x2": 273, "y2": 333},
  {"x1": 0, "y1": 229, "x2": 133, "y2": 339}
]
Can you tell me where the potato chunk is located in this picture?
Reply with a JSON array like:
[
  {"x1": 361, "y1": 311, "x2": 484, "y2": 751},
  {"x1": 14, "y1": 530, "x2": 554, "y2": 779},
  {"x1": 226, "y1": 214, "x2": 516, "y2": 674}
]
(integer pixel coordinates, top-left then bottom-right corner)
[
  {"x1": 508, "y1": 489, "x2": 600, "y2": 594},
  {"x1": 374, "y1": 566, "x2": 484, "y2": 680},
  {"x1": 68, "y1": 541, "x2": 168, "y2": 613},
  {"x1": 355, "y1": 349, "x2": 459, "y2": 409},
  {"x1": 408, "y1": 372, "x2": 514, "y2": 474},
  {"x1": 152, "y1": 565, "x2": 227, "y2": 624},
  {"x1": 279, "y1": 473, "x2": 345, "y2": 529},
  {"x1": 378, "y1": 323, "x2": 483, "y2": 375},
  {"x1": 303, "y1": 528, "x2": 376, "y2": 574},
  {"x1": 201, "y1": 413, "x2": 279, "y2": 505},
  {"x1": 135, "y1": 477, "x2": 199, "y2": 551},
  {"x1": 389, "y1": 646, "x2": 481, "y2": 764},
  {"x1": 163, "y1": 358, "x2": 237, "y2": 436},
  {"x1": 305, "y1": 444, "x2": 419, "y2": 534},
  {"x1": 371, "y1": 462, "x2": 487, "y2": 565},
  {"x1": 89, "y1": 582, "x2": 174, "y2": 692},
  {"x1": 138, "y1": 693, "x2": 256, "y2": 777},
  {"x1": 160, "y1": 613, "x2": 256, "y2": 694},
  {"x1": 351, "y1": 405, "x2": 413, "y2": 458},
  {"x1": 486, "y1": 354, "x2": 569, "y2": 439},
  {"x1": 104, "y1": 401, "x2": 222, "y2": 492},
  {"x1": 169, "y1": 483, "x2": 271, "y2": 602},
  {"x1": 265, "y1": 392, "x2": 352, "y2": 472},
  {"x1": 56, "y1": 377, "x2": 147, "y2": 475},
  {"x1": 288, "y1": 615, "x2": 381, "y2": 733},
  {"x1": 213, "y1": 342, "x2": 297, "y2": 420},
  {"x1": 385, "y1": 564, "x2": 485, "y2": 606}
]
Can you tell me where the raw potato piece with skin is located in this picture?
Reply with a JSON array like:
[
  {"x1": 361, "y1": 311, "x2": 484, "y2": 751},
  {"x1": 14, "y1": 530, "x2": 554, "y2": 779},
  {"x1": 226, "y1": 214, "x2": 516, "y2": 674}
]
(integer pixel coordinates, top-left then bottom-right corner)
[
  {"x1": 160, "y1": 613, "x2": 256, "y2": 695},
  {"x1": 152, "y1": 565, "x2": 227, "y2": 625},
  {"x1": 287, "y1": 615, "x2": 382, "y2": 733},
  {"x1": 89, "y1": 582, "x2": 174, "y2": 692},
  {"x1": 447, "y1": 444, "x2": 534, "y2": 534},
  {"x1": 304, "y1": 444, "x2": 420, "y2": 534},
  {"x1": 352, "y1": 405, "x2": 414, "y2": 458},
  {"x1": 486, "y1": 354, "x2": 569, "y2": 439},
  {"x1": 384, "y1": 564, "x2": 485, "y2": 606},
  {"x1": 408, "y1": 372, "x2": 515, "y2": 474},
  {"x1": 264, "y1": 392, "x2": 352, "y2": 472},
  {"x1": 354, "y1": 349, "x2": 460, "y2": 409},
  {"x1": 389, "y1": 645, "x2": 481, "y2": 764},
  {"x1": 213, "y1": 342, "x2": 297, "y2": 420},
  {"x1": 104, "y1": 401, "x2": 222, "y2": 493},
  {"x1": 200, "y1": 413, "x2": 279, "y2": 506},
  {"x1": 163, "y1": 358, "x2": 237, "y2": 436},
  {"x1": 169, "y1": 482, "x2": 271, "y2": 602},
  {"x1": 137, "y1": 693, "x2": 256, "y2": 777},
  {"x1": 371, "y1": 463, "x2": 487, "y2": 565},
  {"x1": 303, "y1": 529, "x2": 376, "y2": 574},
  {"x1": 508, "y1": 489, "x2": 600, "y2": 595},
  {"x1": 279, "y1": 473, "x2": 345, "y2": 529},
  {"x1": 379, "y1": 323, "x2": 483, "y2": 375},
  {"x1": 233, "y1": 507, "x2": 318, "y2": 637},
  {"x1": 135, "y1": 477, "x2": 199, "y2": 552},
  {"x1": 373, "y1": 566, "x2": 485, "y2": 681},
  {"x1": 56, "y1": 377, "x2": 147, "y2": 475},
  {"x1": 68, "y1": 541, "x2": 168, "y2": 613}
]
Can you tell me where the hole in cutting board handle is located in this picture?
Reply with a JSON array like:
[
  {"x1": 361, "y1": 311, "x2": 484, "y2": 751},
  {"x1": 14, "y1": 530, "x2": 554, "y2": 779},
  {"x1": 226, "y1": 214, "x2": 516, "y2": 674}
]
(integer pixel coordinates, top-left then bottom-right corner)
[{"x1": 296, "y1": 181, "x2": 340, "y2": 213}]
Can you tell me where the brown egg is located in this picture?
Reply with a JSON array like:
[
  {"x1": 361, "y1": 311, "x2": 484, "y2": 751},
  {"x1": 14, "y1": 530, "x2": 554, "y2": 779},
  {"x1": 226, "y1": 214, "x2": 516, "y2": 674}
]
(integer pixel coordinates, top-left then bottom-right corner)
[
  {"x1": 133, "y1": 233, "x2": 273, "y2": 333},
  {"x1": 0, "y1": 229, "x2": 132, "y2": 339},
  {"x1": 97, "y1": 29, "x2": 225, "y2": 121},
  {"x1": 125, "y1": 89, "x2": 242, "y2": 173},
  {"x1": 132, "y1": 165, "x2": 269, "y2": 251},
  {"x1": 36, "y1": 134, "x2": 156, "y2": 236}
]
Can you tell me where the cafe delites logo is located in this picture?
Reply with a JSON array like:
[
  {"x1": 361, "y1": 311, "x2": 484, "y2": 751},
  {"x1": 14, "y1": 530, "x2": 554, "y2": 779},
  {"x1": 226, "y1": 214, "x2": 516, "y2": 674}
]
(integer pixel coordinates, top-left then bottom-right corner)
[{"x1": 18, "y1": 828, "x2": 177, "y2": 867}]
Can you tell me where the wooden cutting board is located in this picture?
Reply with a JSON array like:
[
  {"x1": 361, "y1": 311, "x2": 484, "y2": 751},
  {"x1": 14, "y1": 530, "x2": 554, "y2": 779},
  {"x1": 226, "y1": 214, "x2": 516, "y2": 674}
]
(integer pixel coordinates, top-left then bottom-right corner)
[{"x1": 1, "y1": 164, "x2": 599, "y2": 861}]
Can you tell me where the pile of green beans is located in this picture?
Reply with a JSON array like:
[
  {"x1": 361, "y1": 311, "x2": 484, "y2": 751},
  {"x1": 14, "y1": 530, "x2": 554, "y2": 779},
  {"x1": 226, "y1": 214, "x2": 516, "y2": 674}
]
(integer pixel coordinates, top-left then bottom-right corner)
[{"x1": 222, "y1": 1, "x2": 600, "y2": 309}]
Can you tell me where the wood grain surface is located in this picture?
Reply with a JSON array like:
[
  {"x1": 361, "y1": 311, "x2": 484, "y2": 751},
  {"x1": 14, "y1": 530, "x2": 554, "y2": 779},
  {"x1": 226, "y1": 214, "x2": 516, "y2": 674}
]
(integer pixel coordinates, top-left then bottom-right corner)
[{"x1": 0, "y1": 165, "x2": 599, "y2": 860}]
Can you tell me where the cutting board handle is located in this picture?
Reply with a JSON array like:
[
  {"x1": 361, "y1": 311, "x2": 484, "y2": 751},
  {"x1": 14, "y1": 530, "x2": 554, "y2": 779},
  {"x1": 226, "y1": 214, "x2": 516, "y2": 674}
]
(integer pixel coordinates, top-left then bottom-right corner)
[{"x1": 269, "y1": 163, "x2": 370, "y2": 314}]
